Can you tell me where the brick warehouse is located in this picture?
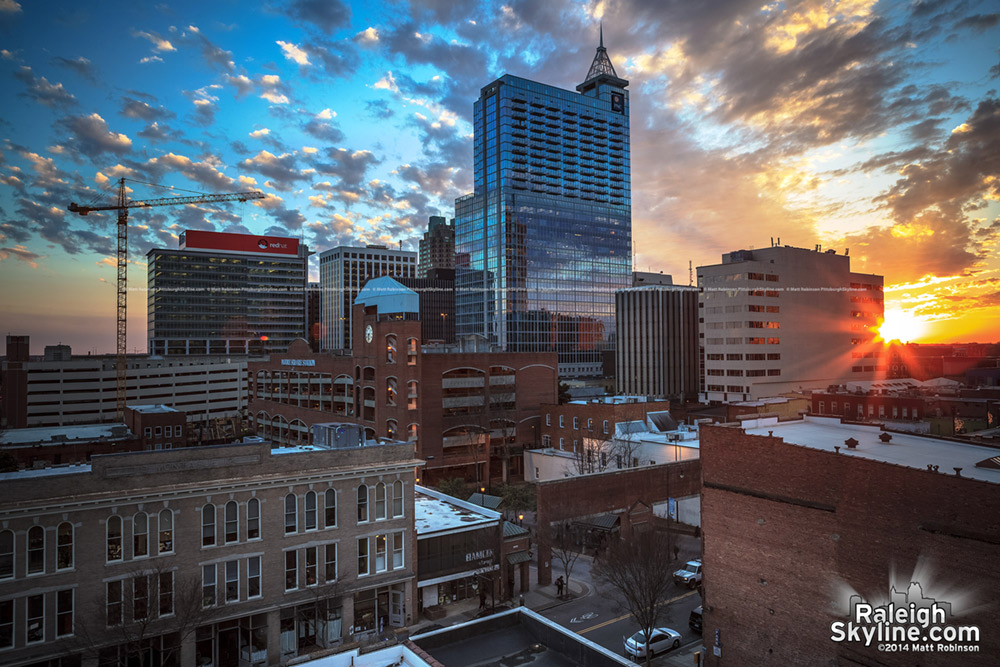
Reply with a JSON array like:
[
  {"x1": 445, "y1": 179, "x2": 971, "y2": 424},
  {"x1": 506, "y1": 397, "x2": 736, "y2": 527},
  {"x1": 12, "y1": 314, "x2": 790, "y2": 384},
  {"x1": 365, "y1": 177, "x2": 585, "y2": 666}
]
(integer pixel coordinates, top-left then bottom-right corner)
[
  {"x1": 699, "y1": 418, "x2": 1000, "y2": 666},
  {"x1": 248, "y1": 277, "x2": 558, "y2": 485}
]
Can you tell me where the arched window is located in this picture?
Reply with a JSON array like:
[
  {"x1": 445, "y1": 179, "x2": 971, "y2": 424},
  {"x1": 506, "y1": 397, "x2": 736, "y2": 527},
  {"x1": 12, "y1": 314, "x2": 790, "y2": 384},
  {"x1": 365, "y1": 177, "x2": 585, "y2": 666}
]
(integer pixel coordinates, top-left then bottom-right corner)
[
  {"x1": 386, "y1": 334, "x2": 397, "y2": 363},
  {"x1": 386, "y1": 377, "x2": 397, "y2": 406},
  {"x1": 202, "y1": 505, "x2": 216, "y2": 547},
  {"x1": 158, "y1": 510, "x2": 173, "y2": 554},
  {"x1": 407, "y1": 337, "x2": 418, "y2": 365},
  {"x1": 375, "y1": 482, "x2": 387, "y2": 520},
  {"x1": 57, "y1": 522, "x2": 73, "y2": 570},
  {"x1": 27, "y1": 525, "x2": 44, "y2": 574},
  {"x1": 107, "y1": 516, "x2": 122, "y2": 562},
  {"x1": 407, "y1": 381, "x2": 418, "y2": 410},
  {"x1": 387, "y1": 419, "x2": 398, "y2": 439},
  {"x1": 392, "y1": 480, "x2": 403, "y2": 518},
  {"x1": 357, "y1": 485, "x2": 369, "y2": 523},
  {"x1": 133, "y1": 513, "x2": 148, "y2": 558},
  {"x1": 0, "y1": 530, "x2": 14, "y2": 578},
  {"x1": 407, "y1": 423, "x2": 418, "y2": 442},
  {"x1": 246, "y1": 498, "x2": 260, "y2": 540},
  {"x1": 305, "y1": 491, "x2": 317, "y2": 531},
  {"x1": 284, "y1": 494, "x2": 297, "y2": 534},
  {"x1": 324, "y1": 489, "x2": 337, "y2": 528},
  {"x1": 224, "y1": 502, "x2": 238, "y2": 543}
]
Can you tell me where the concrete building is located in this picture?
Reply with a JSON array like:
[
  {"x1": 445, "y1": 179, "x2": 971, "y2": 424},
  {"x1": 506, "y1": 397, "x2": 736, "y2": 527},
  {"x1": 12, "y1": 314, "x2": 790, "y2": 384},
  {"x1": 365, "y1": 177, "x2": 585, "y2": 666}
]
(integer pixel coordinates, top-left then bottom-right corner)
[
  {"x1": 319, "y1": 245, "x2": 417, "y2": 351},
  {"x1": 454, "y1": 33, "x2": 632, "y2": 378},
  {"x1": 699, "y1": 417, "x2": 1000, "y2": 665},
  {"x1": 1, "y1": 337, "x2": 249, "y2": 429},
  {"x1": 698, "y1": 244, "x2": 884, "y2": 402},
  {"x1": 616, "y1": 285, "x2": 700, "y2": 400},
  {"x1": 147, "y1": 230, "x2": 310, "y2": 356},
  {"x1": 632, "y1": 271, "x2": 673, "y2": 286},
  {"x1": 417, "y1": 216, "x2": 454, "y2": 278},
  {"x1": 0, "y1": 427, "x2": 421, "y2": 667},
  {"x1": 249, "y1": 277, "x2": 557, "y2": 484}
]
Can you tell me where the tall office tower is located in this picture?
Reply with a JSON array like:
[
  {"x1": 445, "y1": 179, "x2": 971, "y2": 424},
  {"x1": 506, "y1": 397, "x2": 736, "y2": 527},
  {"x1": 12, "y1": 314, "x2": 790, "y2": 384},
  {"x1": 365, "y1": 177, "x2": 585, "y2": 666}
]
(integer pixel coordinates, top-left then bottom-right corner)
[
  {"x1": 306, "y1": 281, "x2": 321, "y2": 351},
  {"x1": 147, "y1": 230, "x2": 309, "y2": 355},
  {"x1": 698, "y1": 244, "x2": 884, "y2": 402},
  {"x1": 418, "y1": 215, "x2": 455, "y2": 278},
  {"x1": 616, "y1": 285, "x2": 700, "y2": 400},
  {"x1": 319, "y1": 244, "x2": 417, "y2": 350},
  {"x1": 454, "y1": 30, "x2": 632, "y2": 378}
]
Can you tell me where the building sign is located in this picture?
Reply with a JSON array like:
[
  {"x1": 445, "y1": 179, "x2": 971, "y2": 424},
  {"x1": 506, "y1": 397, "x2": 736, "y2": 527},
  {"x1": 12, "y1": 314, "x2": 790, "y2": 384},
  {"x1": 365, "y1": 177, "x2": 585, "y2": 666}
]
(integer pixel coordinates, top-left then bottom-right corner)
[
  {"x1": 281, "y1": 359, "x2": 316, "y2": 367},
  {"x1": 611, "y1": 92, "x2": 624, "y2": 113},
  {"x1": 181, "y1": 230, "x2": 299, "y2": 255},
  {"x1": 465, "y1": 548, "x2": 494, "y2": 563}
]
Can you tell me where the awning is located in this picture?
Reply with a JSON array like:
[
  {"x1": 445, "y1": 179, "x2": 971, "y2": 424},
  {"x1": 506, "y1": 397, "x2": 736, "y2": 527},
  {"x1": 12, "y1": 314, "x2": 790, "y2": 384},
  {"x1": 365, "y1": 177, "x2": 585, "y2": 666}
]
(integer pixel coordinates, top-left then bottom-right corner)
[{"x1": 507, "y1": 551, "x2": 531, "y2": 565}]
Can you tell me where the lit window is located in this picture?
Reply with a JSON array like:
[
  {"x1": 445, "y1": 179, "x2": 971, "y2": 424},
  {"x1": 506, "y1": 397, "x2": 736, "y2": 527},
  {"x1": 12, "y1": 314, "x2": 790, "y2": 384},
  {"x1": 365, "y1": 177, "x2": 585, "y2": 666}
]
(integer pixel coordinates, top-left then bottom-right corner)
[
  {"x1": 133, "y1": 513, "x2": 148, "y2": 558},
  {"x1": 386, "y1": 377, "x2": 398, "y2": 406},
  {"x1": 247, "y1": 498, "x2": 260, "y2": 540},
  {"x1": 27, "y1": 525, "x2": 44, "y2": 574},
  {"x1": 225, "y1": 502, "x2": 238, "y2": 543},
  {"x1": 57, "y1": 522, "x2": 73, "y2": 570},
  {"x1": 159, "y1": 509, "x2": 173, "y2": 554}
]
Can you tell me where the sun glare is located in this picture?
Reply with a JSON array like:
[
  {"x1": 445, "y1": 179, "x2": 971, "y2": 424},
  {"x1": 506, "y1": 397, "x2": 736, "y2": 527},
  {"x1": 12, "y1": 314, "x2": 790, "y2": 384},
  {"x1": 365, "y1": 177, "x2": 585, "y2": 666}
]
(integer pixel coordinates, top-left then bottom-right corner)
[{"x1": 877, "y1": 309, "x2": 927, "y2": 344}]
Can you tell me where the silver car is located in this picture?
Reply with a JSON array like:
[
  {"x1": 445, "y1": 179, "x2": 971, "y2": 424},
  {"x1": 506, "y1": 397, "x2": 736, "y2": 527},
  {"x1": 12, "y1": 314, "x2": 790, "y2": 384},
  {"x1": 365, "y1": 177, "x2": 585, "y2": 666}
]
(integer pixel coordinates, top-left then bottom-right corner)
[{"x1": 623, "y1": 627, "x2": 681, "y2": 660}]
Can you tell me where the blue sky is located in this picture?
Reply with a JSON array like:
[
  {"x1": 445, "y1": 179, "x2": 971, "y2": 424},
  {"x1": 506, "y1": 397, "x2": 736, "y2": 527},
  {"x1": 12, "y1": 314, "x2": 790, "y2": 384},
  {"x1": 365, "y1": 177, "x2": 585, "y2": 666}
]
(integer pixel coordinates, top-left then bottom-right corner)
[{"x1": 1, "y1": 0, "x2": 998, "y2": 352}]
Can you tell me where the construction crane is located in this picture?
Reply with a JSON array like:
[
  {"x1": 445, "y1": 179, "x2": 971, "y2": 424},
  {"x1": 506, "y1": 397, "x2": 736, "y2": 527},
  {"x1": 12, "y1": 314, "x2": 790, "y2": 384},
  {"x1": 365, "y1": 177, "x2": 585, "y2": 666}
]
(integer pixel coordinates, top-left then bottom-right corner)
[{"x1": 68, "y1": 177, "x2": 266, "y2": 420}]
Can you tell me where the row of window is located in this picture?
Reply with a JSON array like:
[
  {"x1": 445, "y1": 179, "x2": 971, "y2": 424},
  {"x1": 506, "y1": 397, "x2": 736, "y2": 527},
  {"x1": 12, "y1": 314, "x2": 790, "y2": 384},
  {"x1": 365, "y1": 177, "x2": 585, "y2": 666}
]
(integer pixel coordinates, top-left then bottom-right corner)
[
  {"x1": 817, "y1": 401, "x2": 919, "y2": 420},
  {"x1": 0, "y1": 525, "x2": 74, "y2": 578},
  {"x1": 545, "y1": 414, "x2": 611, "y2": 433},
  {"x1": 0, "y1": 590, "x2": 73, "y2": 649},
  {"x1": 143, "y1": 424, "x2": 183, "y2": 438}
]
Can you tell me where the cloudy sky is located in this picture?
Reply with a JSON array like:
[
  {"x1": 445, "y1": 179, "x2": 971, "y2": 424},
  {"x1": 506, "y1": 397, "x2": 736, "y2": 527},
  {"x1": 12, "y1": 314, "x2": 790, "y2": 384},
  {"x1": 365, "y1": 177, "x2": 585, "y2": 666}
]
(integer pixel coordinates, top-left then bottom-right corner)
[{"x1": 1, "y1": 0, "x2": 998, "y2": 353}]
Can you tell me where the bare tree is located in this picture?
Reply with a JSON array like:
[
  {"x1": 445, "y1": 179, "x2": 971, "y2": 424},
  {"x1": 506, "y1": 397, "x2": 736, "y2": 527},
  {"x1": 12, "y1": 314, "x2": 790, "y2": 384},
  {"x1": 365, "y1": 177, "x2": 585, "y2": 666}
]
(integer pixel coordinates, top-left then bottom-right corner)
[
  {"x1": 568, "y1": 436, "x2": 613, "y2": 475},
  {"x1": 608, "y1": 403, "x2": 651, "y2": 470},
  {"x1": 548, "y1": 522, "x2": 583, "y2": 600},
  {"x1": 591, "y1": 530, "x2": 677, "y2": 667}
]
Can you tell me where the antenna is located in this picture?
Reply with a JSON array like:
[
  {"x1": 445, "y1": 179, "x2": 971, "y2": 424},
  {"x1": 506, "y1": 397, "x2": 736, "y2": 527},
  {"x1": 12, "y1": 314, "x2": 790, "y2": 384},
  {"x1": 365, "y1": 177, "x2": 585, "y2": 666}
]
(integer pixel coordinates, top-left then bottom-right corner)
[{"x1": 689, "y1": 260, "x2": 693, "y2": 286}]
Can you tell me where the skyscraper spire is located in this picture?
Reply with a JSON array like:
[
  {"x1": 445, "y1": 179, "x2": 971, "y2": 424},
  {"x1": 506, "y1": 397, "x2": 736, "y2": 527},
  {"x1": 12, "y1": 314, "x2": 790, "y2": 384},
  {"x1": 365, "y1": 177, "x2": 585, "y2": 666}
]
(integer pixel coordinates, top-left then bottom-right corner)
[
  {"x1": 584, "y1": 23, "x2": 619, "y2": 82},
  {"x1": 600, "y1": 22, "x2": 604, "y2": 49}
]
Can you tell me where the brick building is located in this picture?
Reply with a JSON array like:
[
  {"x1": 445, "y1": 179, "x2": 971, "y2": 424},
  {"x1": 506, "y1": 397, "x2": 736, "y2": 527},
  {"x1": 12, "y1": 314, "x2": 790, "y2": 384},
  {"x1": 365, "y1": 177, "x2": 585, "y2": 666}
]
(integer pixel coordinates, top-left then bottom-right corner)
[
  {"x1": 0, "y1": 428, "x2": 421, "y2": 667},
  {"x1": 539, "y1": 396, "x2": 672, "y2": 454},
  {"x1": 699, "y1": 417, "x2": 1000, "y2": 665},
  {"x1": 248, "y1": 277, "x2": 558, "y2": 485}
]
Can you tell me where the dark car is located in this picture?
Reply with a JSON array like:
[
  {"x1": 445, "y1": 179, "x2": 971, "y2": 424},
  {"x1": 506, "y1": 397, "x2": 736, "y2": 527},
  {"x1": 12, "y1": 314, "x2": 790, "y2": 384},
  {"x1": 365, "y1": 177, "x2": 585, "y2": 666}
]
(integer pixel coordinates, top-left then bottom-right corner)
[{"x1": 689, "y1": 605, "x2": 703, "y2": 633}]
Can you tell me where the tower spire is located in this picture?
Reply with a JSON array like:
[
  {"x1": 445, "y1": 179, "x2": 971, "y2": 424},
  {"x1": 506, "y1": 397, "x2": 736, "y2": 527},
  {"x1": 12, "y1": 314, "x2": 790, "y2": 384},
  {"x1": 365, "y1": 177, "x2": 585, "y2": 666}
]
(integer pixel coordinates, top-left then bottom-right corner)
[
  {"x1": 583, "y1": 24, "x2": 619, "y2": 82},
  {"x1": 600, "y1": 22, "x2": 604, "y2": 48}
]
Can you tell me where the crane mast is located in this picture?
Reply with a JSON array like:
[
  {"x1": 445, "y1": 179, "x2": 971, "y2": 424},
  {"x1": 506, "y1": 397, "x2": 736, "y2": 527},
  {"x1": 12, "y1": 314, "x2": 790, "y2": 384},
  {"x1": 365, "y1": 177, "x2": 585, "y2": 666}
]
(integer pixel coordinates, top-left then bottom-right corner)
[{"x1": 68, "y1": 177, "x2": 266, "y2": 420}]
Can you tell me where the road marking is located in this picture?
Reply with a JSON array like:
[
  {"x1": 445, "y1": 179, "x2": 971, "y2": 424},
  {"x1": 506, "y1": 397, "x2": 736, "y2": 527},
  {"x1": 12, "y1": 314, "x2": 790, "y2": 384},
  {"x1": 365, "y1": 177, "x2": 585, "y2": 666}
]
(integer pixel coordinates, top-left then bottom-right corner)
[{"x1": 577, "y1": 590, "x2": 697, "y2": 635}]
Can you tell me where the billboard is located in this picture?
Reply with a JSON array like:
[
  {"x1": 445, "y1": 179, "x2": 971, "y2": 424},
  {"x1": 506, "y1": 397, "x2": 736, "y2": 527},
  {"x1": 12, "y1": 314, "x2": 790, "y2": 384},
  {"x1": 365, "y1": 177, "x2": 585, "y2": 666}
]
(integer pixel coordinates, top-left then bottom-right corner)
[{"x1": 180, "y1": 230, "x2": 299, "y2": 255}]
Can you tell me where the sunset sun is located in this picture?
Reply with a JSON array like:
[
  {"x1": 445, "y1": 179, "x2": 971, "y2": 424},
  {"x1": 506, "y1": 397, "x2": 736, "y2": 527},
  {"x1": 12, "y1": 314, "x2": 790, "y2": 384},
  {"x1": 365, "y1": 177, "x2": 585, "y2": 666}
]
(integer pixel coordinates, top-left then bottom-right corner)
[{"x1": 877, "y1": 309, "x2": 928, "y2": 344}]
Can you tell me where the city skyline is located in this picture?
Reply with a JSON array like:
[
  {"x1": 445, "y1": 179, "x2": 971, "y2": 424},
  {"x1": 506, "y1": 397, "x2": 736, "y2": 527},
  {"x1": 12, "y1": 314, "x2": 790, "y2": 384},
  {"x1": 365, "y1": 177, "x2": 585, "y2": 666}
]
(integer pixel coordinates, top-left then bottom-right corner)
[{"x1": 1, "y1": 0, "x2": 998, "y2": 354}]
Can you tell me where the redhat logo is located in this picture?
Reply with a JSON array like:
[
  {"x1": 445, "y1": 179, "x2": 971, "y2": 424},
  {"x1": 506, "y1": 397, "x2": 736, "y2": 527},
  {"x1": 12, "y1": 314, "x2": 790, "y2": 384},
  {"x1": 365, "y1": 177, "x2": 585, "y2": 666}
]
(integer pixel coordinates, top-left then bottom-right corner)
[{"x1": 257, "y1": 238, "x2": 268, "y2": 249}]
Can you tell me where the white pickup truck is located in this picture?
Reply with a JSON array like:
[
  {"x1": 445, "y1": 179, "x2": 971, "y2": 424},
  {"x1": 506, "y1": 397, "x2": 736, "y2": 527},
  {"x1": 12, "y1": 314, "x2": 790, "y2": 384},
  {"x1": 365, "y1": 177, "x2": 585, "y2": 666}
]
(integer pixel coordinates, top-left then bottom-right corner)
[{"x1": 673, "y1": 559, "x2": 702, "y2": 588}]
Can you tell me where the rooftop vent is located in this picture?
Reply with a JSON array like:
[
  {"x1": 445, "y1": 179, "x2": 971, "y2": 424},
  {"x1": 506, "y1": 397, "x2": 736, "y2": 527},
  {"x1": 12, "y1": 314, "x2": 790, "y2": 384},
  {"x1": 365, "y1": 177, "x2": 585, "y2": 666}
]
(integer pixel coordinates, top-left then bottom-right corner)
[{"x1": 844, "y1": 438, "x2": 859, "y2": 450}]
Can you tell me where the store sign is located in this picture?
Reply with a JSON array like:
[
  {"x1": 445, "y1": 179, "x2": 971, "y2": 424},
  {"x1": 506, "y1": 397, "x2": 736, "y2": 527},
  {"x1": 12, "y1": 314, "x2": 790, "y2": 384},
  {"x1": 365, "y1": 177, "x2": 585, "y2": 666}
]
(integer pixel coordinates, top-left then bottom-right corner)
[
  {"x1": 281, "y1": 359, "x2": 316, "y2": 367},
  {"x1": 611, "y1": 92, "x2": 624, "y2": 113},
  {"x1": 465, "y1": 548, "x2": 494, "y2": 563}
]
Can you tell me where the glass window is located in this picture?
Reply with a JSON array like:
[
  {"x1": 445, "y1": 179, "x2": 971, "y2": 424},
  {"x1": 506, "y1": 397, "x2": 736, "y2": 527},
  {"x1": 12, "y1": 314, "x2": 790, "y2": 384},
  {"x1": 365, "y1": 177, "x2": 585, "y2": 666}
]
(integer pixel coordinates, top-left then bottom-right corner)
[
  {"x1": 305, "y1": 546, "x2": 318, "y2": 586},
  {"x1": 392, "y1": 532, "x2": 403, "y2": 569},
  {"x1": 386, "y1": 335, "x2": 396, "y2": 363},
  {"x1": 375, "y1": 482, "x2": 387, "y2": 520},
  {"x1": 133, "y1": 513, "x2": 148, "y2": 558},
  {"x1": 357, "y1": 485, "x2": 369, "y2": 523},
  {"x1": 159, "y1": 509, "x2": 173, "y2": 554},
  {"x1": 247, "y1": 498, "x2": 260, "y2": 540},
  {"x1": 56, "y1": 589, "x2": 73, "y2": 637},
  {"x1": 392, "y1": 480, "x2": 403, "y2": 518},
  {"x1": 203, "y1": 565, "x2": 216, "y2": 607},
  {"x1": 225, "y1": 502, "x2": 238, "y2": 543},
  {"x1": 357, "y1": 538, "x2": 369, "y2": 576},
  {"x1": 159, "y1": 572, "x2": 173, "y2": 616},
  {"x1": 225, "y1": 560, "x2": 239, "y2": 603},
  {"x1": 324, "y1": 489, "x2": 336, "y2": 528},
  {"x1": 107, "y1": 580, "x2": 123, "y2": 626},
  {"x1": 57, "y1": 522, "x2": 73, "y2": 570},
  {"x1": 284, "y1": 551, "x2": 297, "y2": 591},
  {"x1": 27, "y1": 525, "x2": 44, "y2": 574},
  {"x1": 27, "y1": 594, "x2": 44, "y2": 643},
  {"x1": 202, "y1": 505, "x2": 216, "y2": 547},
  {"x1": 0, "y1": 530, "x2": 12, "y2": 579},
  {"x1": 305, "y1": 491, "x2": 317, "y2": 531},
  {"x1": 284, "y1": 494, "x2": 297, "y2": 534},
  {"x1": 0, "y1": 599, "x2": 13, "y2": 648},
  {"x1": 133, "y1": 574, "x2": 149, "y2": 621},
  {"x1": 248, "y1": 556, "x2": 262, "y2": 598},
  {"x1": 375, "y1": 534, "x2": 387, "y2": 572},
  {"x1": 386, "y1": 377, "x2": 397, "y2": 406},
  {"x1": 325, "y1": 544, "x2": 337, "y2": 582}
]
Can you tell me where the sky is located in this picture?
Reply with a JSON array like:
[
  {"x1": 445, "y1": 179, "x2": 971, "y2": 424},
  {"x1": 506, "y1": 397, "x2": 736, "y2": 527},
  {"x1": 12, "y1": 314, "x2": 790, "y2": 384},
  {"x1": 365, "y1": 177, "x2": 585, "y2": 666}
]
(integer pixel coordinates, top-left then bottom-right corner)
[{"x1": 0, "y1": 0, "x2": 998, "y2": 354}]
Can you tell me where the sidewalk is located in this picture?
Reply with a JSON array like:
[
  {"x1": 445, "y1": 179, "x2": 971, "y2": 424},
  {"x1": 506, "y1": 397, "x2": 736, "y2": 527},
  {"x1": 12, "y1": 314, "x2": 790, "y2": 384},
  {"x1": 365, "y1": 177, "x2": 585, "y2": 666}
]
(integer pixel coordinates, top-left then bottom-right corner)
[{"x1": 660, "y1": 641, "x2": 706, "y2": 666}]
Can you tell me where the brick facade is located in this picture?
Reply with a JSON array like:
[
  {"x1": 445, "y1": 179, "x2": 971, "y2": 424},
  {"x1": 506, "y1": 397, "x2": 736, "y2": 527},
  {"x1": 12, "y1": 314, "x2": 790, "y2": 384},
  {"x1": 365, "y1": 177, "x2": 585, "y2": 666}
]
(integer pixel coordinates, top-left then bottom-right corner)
[{"x1": 538, "y1": 399, "x2": 672, "y2": 454}]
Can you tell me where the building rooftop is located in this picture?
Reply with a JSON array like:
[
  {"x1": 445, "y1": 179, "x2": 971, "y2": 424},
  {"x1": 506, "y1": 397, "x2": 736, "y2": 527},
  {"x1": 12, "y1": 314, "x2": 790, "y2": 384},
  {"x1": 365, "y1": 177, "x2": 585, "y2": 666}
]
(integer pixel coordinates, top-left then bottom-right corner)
[
  {"x1": 414, "y1": 486, "x2": 500, "y2": 536},
  {"x1": 567, "y1": 395, "x2": 663, "y2": 405},
  {"x1": 740, "y1": 416, "x2": 1000, "y2": 485},
  {"x1": 0, "y1": 423, "x2": 131, "y2": 447},
  {"x1": 128, "y1": 404, "x2": 179, "y2": 414}
]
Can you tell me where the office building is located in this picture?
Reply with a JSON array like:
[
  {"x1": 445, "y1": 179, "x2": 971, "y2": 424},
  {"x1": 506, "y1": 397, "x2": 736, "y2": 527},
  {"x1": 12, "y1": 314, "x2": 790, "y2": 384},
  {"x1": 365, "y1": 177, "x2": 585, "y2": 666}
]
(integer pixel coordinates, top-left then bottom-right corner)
[
  {"x1": 698, "y1": 244, "x2": 884, "y2": 402},
  {"x1": 318, "y1": 245, "x2": 417, "y2": 351},
  {"x1": 307, "y1": 281, "x2": 321, "y2": 352},
  {"x1": 147, "y1": 230, "x2": 310, "y2": 355},
  {"x1": 700, "y1": 417, "x2": 1000, "y2": 665},
  {"x1": 417, "y1": 216, "x2": 455, "y2": 278},
  {"x1": 616, "y1": 285, "x2": 700, "y2": 399},
  {"x1": 396, "y1": 271, "x2": 456, "y2": 343},
  {"x1": 454, "y1": 31, "x2": 632, "y2": 378}
]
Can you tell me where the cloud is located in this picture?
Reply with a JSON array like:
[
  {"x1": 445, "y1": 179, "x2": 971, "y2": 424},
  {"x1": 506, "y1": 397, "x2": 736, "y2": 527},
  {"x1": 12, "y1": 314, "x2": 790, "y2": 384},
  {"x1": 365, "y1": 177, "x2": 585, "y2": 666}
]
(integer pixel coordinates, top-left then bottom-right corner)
[
  {"x1": 303, "y1": 41, "x2": 358, "y2": 78},
  {"x1": 0, "y1": 0, "x2": 21, "y2": 13},
  {"x1": 257, "y1": 73, "x2": 290, "y2": 105},
  {"x1": 12, "y1": 66, "x2": 76, "y2": 107},
  {"x1": 17, "y1": 197, "x2": 114, "y2": 256},
  {"x1": 120, "y1": 96, "x2": 174, "y2": 121},
  {"x1": 955, "y1": 14, "x2": 999, "y2": 32},
  {"x1": 224, "y1": 73, "x2": 255, "y2": 97},
  {"x1": 60, "y1": 113, "x2": 133, "y2": 155},
  {"x1": 178, "y1": 25, "x2": 235, "y2": 71},
  {"x1": 132, "y1": 29, "x2": 176, "y2": 53},
  {"x1": 287, "y1": 0, "x2": 350, "y2": 34},
  {"x1": 355, "y1": 27, "x2": 379, "y2": 44},
  {"x1": 277, "y1": 40, "x2": 311, "y2": 66},
  {"x1": 238, "y1": 150, "x2": 308, "y2": 190},
  {"x1": 142, "y1": 153, "x2": 237, "y2": 191},
  {"x1": 183, "y1": 85, "x2": 222, "y2": 125},
  {"x1": 0, "y1": 244, "x2": 42, "y2": 267},
  {"x1": 139, "y1": 55, "x2": 164, "y2": 64},
  {"x1": 51, "y1": 56, "x2": 96, "y2": 83},
  {"x1": 137, "y1": 121, "x2": 178, "y2": 143},
  {"x1": 311, "y1": 147, "x2": 381, "y2": 189}
]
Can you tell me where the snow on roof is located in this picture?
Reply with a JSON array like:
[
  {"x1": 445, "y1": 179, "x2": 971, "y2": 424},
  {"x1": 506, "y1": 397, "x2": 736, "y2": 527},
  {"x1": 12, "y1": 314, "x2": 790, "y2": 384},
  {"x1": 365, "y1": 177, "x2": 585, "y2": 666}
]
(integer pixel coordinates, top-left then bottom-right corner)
[
  {"x1": 741, "y1": 416, "x2": 1000, "y2": 485},
  {"x1": 128, "y1": 404, "x2": 179, "y2": 414},
  {"x1": 0, "y1": 423, "x2": 131, "y2": 446},
  {"x1": 414, "y1": 486, "x2": 499, "y2": 536},
  {"x1": 0, "y1": 463, "x2": 92, "y2": 481}
]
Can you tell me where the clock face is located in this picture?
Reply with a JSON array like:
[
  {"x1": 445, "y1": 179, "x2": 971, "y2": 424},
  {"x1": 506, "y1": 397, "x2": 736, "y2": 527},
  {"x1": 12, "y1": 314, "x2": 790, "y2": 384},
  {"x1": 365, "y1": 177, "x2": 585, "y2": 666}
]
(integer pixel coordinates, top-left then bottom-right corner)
[{"x1": 365, "y1": 325, "x2": 373, "y2": 343}]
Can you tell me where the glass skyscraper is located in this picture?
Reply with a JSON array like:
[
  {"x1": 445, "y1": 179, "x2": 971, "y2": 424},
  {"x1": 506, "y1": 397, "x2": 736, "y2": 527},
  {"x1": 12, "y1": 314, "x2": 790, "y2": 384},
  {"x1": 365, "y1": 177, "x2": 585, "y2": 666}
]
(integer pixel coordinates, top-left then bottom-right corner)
[{"x1": 455, "y1": 33, "x2": 632, "y2": 377}]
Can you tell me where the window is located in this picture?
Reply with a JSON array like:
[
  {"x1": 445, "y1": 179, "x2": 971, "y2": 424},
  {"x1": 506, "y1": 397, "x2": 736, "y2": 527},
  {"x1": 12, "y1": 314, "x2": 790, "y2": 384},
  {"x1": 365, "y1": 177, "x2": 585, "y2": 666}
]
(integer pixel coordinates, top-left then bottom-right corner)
[
  {"x1": 559, "y1": 415, "x2": 564, "y2": 428},
  {"x1": 386, "y1": 334, "x2": 397, "y2": 363},
  {"x1": 285, "y1": 551, "x2": 298, "y2": 590},
  {"x1": 325, "y1": 544, "x2": 337, "y2": 582},
  {"x1": 386, "y1": 377, "x2": 397, "y2": 406},
  {"x1": 0, "y1": 530, "x2": 12, "y2": 579},
  {"x1": 154, "y1": 426, "x2": 162, "y2": 436},
  {"x1": 559, "y1": 437, "x2": 565, "y2": 450},
  {"x1": 305, "y1": 491, "x2": 317, "y2": 531},
  {"x1": 107, "y1": 580, "x2": 123, "y2": 626},
  {"x1": 225, "y1": 560, "x2": 239, "y2": 603},
  {"x1": 134, "y1": 513, "x2": 148, "y2": 558},
  {"x1": 203, "y1": 565, "x2": 216, "y2": 607},
  {"x1": 159, "y1": 509, "x2": 173, "y2": 554},
  {"x1": 247, "y1": 498, "x2": 260, "y2": 540},
  {"x1": 572, "y1": 416, "x2": 579, "y2": 430},
  {"x1": 144, "y1": 427, "x2": 152, "y2": 438},
  {"x1": 305, "y1": 547, "x2": 318, "y2": 586},
  {"x1": 375, "y1": 482, "x2": 387, "y2": 520},
  {"x1": 392, "y1": 532, "x2": 403, "y2": 569},
  {"x1": 56, "y1": 589, "x2": 73, "y2": 637},
  {"x1": 392, "y1": 480, "x2": 403, "y2": 517},
  {"x1": 0, "y1": 599, "x2": 12, "y2": 648},
  {"x1": 159, "y1": 572, "x2": 173, "y2": 616},
  {"x1": 407, "y1": 381, "x2": 418, "y2": 410},
  {"x1": 603, "y1": 420, "x2": 609, "y2": 434},
  {"x1": 407, "y1": 423, "x2": 418, "y2": 442},
  {"x1": 202, "y1": 505, "x2": 216, "y2": 547},
  {"x1": 545, "y1": 414, "x2": 551, "y2": 426},
  {"x1": 284, "y1": 494, "x2": 297, "y2": 534},
  {"x1": 57, "y1": 522, "x2": 73, "y2": 570},
  {"x1": 357, "y1": 485, "x2": 369, "y2": 523},
  {"x1": 541, "y1": 434, "x2": 551, "y2": 447},
  {"x1": 324, "y1": 489, "x2": 337, "y2": 528},
  {"x1": 27, "y1": 594, "x2": 44, "y2": 643},
  {"x1": 225, "y1": 502, "x2": 238, "y2": 543},
  {"x1": 586, "y1": 418, "x2": 593, "y2": 431},
  {"x1": 357, "y1": 538, "x2": 369, "y2": 576},
  {"x1": 375, "y1": 534, "x2": 387, "y2": 572},
  {"x1": 133, "y1": 575, "x2": 150, "y2": 620},
  {"x1": 387, "y1": 419, "x2": 398, "y2": 439},
  {"x1": 248, "y1": 556, "x2": 261, "y2": 598},
  {"x1": 27, "y1": 525, "x2": 44, "y2": 574}
]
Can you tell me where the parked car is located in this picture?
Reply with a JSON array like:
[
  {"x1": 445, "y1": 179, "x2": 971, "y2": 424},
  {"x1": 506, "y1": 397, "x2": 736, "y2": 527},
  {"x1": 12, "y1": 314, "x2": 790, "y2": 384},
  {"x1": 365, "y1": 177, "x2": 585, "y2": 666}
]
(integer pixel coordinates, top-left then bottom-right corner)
[
  {"x1": 623, "y1": 627, "x2": 681, "y2": 660},
  {"x1": 673, "y1": 559, "x2": 702, "y2": 588},
  {"x1": 689, "y1": 605, "x2": 703, "y2": 633}
]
